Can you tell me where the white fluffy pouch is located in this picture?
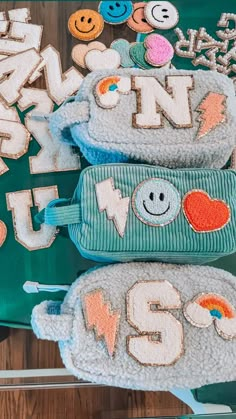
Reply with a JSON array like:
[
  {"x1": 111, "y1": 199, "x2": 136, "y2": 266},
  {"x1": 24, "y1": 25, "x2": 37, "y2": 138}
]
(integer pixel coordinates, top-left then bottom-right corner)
[{"x1": 32, "y1": 262, "x2": 236, "y2": 390}]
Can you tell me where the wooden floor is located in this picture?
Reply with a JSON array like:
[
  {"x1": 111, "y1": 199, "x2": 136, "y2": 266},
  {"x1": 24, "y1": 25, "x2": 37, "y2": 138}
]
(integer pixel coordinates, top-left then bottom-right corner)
[
  {"x1": 0, "y1": 1, "x2": 192, "y2": 417},
  {"x1": 0, "y1": 329, "x2": 191, "y2": 419}
]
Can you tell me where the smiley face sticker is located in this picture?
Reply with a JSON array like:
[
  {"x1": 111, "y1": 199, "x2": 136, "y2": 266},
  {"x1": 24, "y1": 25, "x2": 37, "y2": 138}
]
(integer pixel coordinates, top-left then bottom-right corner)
[
  {"x1": 99, "y1": 1, "x2": 133, "y2": 25},
  {"x1": 127, "y1": 2, "x2": 154, "y2": 33},
  {"x1": 68, "y1": 9, "x2": 104, "y2": 41},
  {"x1": 145, "y1": 1, "x2": 179, "y2": 30},
  {"x1": 132, "y1": 179, "x2": 181, "y2": 227}
]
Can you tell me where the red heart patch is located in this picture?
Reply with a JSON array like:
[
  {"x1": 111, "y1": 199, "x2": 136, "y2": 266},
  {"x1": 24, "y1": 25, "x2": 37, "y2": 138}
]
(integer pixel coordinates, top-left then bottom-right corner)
[
  {"x1": 0, "y1": 221, "x2": 7, "y2": 246},
  {"x1": 183, "y1": 191, "x2": 230, "y2": 232}
]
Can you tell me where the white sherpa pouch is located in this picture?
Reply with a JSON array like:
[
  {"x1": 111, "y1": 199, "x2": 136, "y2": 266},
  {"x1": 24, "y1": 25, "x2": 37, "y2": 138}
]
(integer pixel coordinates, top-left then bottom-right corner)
[
  {"x1": 47, "y1": 68, "x2": 236, "y2": 169},
  {"x1": 32, "y1": 262, "x2": 236, "y2": 391}
]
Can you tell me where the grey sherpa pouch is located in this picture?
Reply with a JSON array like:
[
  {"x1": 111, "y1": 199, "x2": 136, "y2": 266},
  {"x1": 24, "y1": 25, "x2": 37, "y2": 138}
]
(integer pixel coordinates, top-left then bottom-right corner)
[
  {"x1": 47, "y1": 68, "x2": 236, "y2": 169},
  {"x1": 32, "y1": 262, "x2": 236, "y2": 391}
]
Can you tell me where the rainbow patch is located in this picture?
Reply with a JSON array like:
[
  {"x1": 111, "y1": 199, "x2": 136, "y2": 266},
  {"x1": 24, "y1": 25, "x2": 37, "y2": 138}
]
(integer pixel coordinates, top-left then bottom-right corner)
[
  {"x1": 97, "y1": 76, "x2": 121, "y2": 95},
  {"x1": 196, "y1": 294, "x2": 235, "y2": 320},
  {"x1": 184, "y1": 292, "x2": 236, "y2": 341},
  {"x1": 95, "y1": 76, "x2": 132, "y2": 109}
]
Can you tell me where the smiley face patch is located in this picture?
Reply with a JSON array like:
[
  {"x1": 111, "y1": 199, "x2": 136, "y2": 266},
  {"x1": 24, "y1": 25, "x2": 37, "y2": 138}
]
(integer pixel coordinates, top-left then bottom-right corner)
[
  {"x1": 132, "y1": 179, "x2": 181, "y2": 227},
  {"x1": 127, "y1": 2, "x2": 154, "y2": 33},
  {"x1": 68, "y1": 9, "x2": 104, "y2": 41},
  {"x1": 145, "y1": 1, "x2": 179, "y2": 30},
  {"x1": 99, "y1": 1, "x2": 133, "y2": 25},
  {"x1": 95, "y1": 175, "x2": 231, "y2": 236}
]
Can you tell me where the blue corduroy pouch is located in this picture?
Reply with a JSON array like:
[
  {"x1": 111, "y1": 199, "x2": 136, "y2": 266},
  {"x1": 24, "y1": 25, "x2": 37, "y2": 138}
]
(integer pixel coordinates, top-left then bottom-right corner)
[{"x1": 37, "y1": 164, "x2": 236, "y2": 265}]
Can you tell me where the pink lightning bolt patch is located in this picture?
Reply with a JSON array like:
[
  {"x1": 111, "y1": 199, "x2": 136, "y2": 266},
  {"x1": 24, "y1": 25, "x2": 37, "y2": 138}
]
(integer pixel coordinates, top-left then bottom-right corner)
[
  {"x1": 84, "y1": 290, "x2": 120, "y2": 357},
  {"x1": 196, "y1": 92, "x2": 227, "y2": 140}
]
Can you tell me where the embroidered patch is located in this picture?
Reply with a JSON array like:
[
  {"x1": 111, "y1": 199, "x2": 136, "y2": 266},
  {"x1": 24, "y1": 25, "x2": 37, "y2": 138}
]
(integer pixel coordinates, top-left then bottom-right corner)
[
  {"x1": 8, "y1": 8, "x2": 31, "y2": 23},
  {"x1": 127, "y1": 280, "x2": 183, "y2": 366},
  {"x1": 71, "y1": 41, "x2": 106, "y2": 69},
  {"x1": 184, "y1": 294, "x2": 236, "y2": 340},
  {"x1": 0, "y1": 101, "x2": 20, "y2": 122},
  {"x1": 0, "y1": 21, "x2": 43, "y2": 55},
  {"x1": 132, "y1": 178, "x2": 181, "y2": 227},
  {"x1": 127, "y1": 2, "x2": 154, "y2": 33},
  {"x1": 28, "y1": 59, "x2": 45, "y2": 84},
  {"x1": 95, "y1": 177, "x2": 130, "y2": 237},
  {"x1": 129, "y1": 42, "x2": 154, "y2": 69},
  {"x1": 94, "y1": 76, "x2": 131, "y2": 109},
  {"x1": 144, "y1": 33, "x2": 174, "y2": 67},
  {"x1": 98, "y1": 1, "x2": 133, "y2": 25},
  {"x1": 196, "y1": 92, "x2": 227, "y2": 140},
  {"x1": 132, "y1": 75, "x2": 194, "y2": 128},
  {"x1": 0, "y1": 49, "x2": 41, "y2": 106},
  {"x1": 0, "y1": 101, "x2": 22, "y2": 175},
  {"x1": 68, "y1": 9, "x2": 104, "y2": 41},
  {"x1": 144, "y1": 1, "x2": 179, "y2": 30},
  {"x1": 174, "y1": 28, "x2": 198, "y2": 59},
  {"x1": 183, "y1": 190, "x2": 231, "y2": 233},
  {"x1": 110, "y1": 39, "x2": 134, "y2": 68},
  {"x1": 30, "y1": 45, "x2": 83, "y2": 105},
  {"x1": 0, "y1": 11, "x2": 6, "y2": 19},
  {"x1": 85, "y1": 48, "x2": 121, "y2": 71},
  {"x1": 0, "y1": 156, "x2": 8, "y2": 176},
  {"x1": 0, "y1": 220, "x2": 7, "y2": 247},
  {"x1": 83, "y1": 290, "x2": 120, "y2": 357},
  {"x1": 0, "y1": 18, "x2": 9, "y2": 38},
  {"x1": 0, "y1": 119, "x2": 30, "y2": 159},
  {"x1": 6, "y1": 186, "x2": 58, "y2": 251},
  {"x1": 18, "y1": 88, "x2": 79, "y2": 174}
]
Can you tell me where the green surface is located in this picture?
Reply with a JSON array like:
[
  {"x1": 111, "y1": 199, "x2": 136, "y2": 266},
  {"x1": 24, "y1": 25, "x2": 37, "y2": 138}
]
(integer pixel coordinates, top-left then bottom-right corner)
[
  {"x1": 180, "y1": 416, "x2": 236, "y2": 418},
  {"x1": 179, "y1": 416, "x2": 236, "y2": 418},
  {"x1": 0, "y1": 112, "x2": 95, "y2": 327},
  {"x1": 132, "y1": 415, "x2": 236, "y2": 418},
  {"x1": 0, "y1": 0, "x2": 235, "y2": 328},
  {"x1": 193, "y1": 382, "x2": 236, "y2": 411},
  {"x1": 141, "y1": 0, "x2": 236, "y2": 75}
]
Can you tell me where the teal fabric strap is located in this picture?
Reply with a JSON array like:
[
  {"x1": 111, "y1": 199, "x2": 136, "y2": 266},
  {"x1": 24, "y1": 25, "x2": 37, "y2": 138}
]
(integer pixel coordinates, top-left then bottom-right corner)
[{"x1": 35, "y1": 198, "x2": 81, "y2": 226}]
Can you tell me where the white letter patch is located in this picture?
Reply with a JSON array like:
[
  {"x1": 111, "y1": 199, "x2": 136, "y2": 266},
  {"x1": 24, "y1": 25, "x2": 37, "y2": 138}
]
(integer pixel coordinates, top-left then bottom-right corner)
[{"x1": 132, "y1": 75, "x2": 194, "y2": 129}]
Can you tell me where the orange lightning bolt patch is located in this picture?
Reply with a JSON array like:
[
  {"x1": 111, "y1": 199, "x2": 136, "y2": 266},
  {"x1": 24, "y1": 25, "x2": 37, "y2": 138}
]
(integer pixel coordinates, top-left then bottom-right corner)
[
  {"x1": 196, "y1": 92, "x2": 227, "y2": 140},
  {"x1": 83, "y1": 290, "x2": 120, "y2": 357}
]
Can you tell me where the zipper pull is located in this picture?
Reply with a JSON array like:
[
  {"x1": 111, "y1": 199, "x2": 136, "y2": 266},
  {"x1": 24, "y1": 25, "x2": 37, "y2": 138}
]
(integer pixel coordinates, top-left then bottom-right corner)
[{"x1": 23, "y1": 281, "x2": 70, "y2": 294}]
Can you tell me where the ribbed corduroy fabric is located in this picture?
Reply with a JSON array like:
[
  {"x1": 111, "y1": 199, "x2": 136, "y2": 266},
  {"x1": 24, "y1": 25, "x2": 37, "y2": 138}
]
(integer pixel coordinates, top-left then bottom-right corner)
[{"x1": 65, "y1": 164, "x2": 236, "y2": 264}]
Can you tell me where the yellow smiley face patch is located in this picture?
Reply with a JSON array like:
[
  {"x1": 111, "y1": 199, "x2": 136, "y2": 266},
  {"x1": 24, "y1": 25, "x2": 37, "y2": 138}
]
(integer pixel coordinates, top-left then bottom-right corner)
[{"x1": 68, "y1": 9, "x2": 104, "y2": 41}]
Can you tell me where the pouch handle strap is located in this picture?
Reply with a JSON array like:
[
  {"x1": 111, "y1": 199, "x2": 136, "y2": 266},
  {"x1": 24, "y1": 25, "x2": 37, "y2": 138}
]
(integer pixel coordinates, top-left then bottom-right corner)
[
  {"x1": 31, "y1": 100, "x2": 90, "y2": 146},
  {"x1": 31, "y1": 301, "x2": 73, "y2": 342},
  {"x1": 49, "y1": 100, "x2": 90, "y2": 145},
  {"x1": 35, "y1": 198, "x2": 81, "y2": 227}
]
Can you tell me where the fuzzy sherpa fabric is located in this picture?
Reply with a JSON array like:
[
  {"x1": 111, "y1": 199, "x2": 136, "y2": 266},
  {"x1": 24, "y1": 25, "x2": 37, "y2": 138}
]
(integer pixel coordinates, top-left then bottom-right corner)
[
  {"x1": 48, "y1": 68, "x2": 236, "y2": 169},
  {"x1": 32, "y1": 262, "x2": 236, "y2": 391}
]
